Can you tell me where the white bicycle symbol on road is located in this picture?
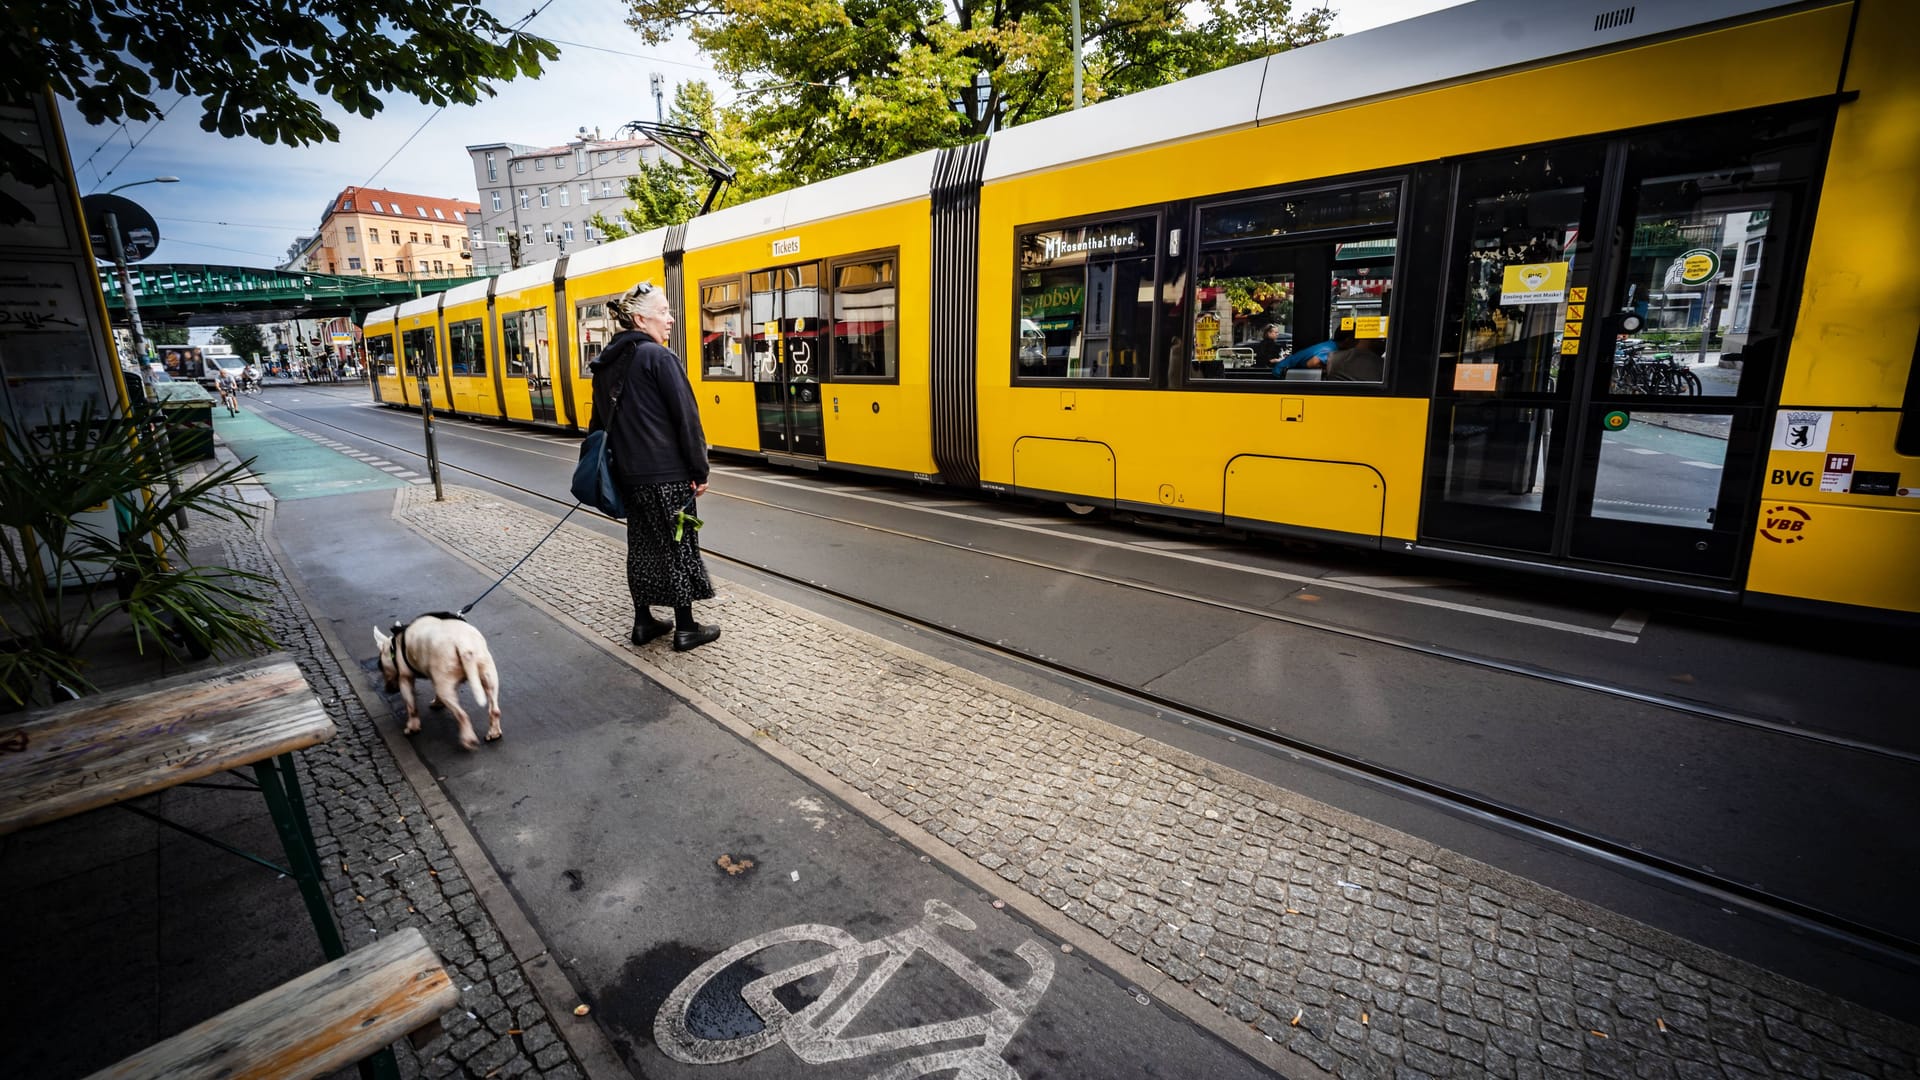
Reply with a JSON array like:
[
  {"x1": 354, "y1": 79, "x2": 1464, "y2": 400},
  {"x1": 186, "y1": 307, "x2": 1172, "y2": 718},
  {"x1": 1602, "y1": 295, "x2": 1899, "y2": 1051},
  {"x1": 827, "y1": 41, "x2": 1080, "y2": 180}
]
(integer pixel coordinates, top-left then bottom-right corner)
[{"x1": 655, "y1": 899, "x2": 1057, "y2": 1079}]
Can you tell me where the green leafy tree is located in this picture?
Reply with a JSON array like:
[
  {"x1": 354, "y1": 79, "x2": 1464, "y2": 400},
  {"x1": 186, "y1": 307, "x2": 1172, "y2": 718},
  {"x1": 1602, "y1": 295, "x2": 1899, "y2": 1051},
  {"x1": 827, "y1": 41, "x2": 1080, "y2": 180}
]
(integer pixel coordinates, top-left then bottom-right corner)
[
  {"x1": 2, "y1": 0, "x2": 558, "y2": 222},
  {"x1": 216, "y1": 324, "x2": 268, "y2": 360},
  {"x1": 621, "y1": 0, "x2": 1334, "y2": 191},
  {"x1": 147, "y1": 326, "x2": 189, "y2": 346}
]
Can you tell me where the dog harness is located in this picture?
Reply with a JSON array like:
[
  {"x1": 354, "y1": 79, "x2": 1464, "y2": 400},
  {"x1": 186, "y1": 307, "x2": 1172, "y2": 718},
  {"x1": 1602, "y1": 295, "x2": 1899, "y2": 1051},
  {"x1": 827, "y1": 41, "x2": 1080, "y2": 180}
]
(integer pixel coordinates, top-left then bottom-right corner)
[{"x1": 387, "y1": 612, "x2": 466, "y2": 678}]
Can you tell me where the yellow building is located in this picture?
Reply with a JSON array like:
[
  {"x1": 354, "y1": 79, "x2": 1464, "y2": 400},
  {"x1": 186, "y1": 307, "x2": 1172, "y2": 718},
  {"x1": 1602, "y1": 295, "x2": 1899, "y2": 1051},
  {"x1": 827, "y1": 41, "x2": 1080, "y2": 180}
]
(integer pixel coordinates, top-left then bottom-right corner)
[{"x1": 299, "y1": 187, "x2": 482, "y2": 282}]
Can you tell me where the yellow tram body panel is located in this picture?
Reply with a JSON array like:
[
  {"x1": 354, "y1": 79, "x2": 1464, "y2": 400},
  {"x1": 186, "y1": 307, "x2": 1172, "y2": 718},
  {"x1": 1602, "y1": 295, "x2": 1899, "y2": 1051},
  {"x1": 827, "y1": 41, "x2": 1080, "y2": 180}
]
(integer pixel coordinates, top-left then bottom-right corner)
[
  {"x1": 491, "y1": 275, "x2": 560, "y2": 426},
  {"x1": 560, "y1": 254, "x2": 670, "y2": 432},
  {"x1": 683, "y1": 197, "x2": 937, "y2": 477},
  {"x1": 975, "y1": 3, "x2": 1855, "y2": 540},
  {"x1": 440, "y1": 291, "x2": 494, "y2": 418},
  {"x1": 365, "y1": 309, "x2": 404, "y2": 406}
]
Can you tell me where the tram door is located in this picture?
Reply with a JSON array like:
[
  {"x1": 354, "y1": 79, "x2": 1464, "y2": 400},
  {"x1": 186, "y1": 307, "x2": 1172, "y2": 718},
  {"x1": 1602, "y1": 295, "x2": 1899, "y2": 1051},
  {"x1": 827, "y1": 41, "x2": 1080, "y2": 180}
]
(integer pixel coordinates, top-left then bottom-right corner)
[
  {"x1": 503, "y1": 309, "x2": 556, "y2": 423},
  {"x1": 1420, "y1": 110, "x2": 1819, "y2": 580},
  {"x1": 749, "y1": 263, "x2": 826, "y2": 457}
]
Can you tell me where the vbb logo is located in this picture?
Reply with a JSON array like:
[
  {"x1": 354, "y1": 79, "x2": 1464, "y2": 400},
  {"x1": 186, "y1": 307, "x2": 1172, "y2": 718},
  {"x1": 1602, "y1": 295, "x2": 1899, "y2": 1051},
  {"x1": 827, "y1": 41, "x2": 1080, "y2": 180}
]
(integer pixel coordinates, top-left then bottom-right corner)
[{"x1": 1760, "y1": 504, "x2": 1811, "y2": 544}]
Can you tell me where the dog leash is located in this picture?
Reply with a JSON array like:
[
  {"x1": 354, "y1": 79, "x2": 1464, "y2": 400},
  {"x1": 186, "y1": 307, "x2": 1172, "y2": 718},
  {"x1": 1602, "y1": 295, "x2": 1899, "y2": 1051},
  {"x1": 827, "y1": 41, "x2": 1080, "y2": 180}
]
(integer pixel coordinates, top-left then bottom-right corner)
[{"x1": 457, "y1": 501, "x2": 583, "y2": 616}]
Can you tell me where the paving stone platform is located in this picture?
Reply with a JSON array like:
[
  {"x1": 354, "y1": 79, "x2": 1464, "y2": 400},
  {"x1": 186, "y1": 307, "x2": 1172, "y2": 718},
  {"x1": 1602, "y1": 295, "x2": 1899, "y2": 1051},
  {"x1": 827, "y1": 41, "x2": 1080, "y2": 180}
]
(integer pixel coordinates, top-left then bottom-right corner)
[{"x1": 399, "y1": 484, "x2": 1920, "y2": 1080}]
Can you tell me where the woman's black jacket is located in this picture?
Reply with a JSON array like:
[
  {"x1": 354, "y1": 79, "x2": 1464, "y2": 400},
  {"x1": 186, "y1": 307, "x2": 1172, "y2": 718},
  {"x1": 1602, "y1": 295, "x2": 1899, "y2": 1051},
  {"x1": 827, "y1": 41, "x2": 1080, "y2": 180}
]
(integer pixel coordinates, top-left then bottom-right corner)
[{"x1": 587, "y1": 329, "x2": 710, "y2": 487}]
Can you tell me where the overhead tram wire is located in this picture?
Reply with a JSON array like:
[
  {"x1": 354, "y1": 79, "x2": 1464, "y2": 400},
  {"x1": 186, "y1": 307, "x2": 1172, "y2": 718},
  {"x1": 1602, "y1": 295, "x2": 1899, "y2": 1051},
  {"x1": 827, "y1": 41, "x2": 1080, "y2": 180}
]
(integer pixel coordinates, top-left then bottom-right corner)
[
  {"x1": 86, "y1": 93, "x2": 191, "y2": 192},
  {"x1": 359, "y1": 0, "x2": 563, "y2": 187},
  {"x1": 241, "y1": 389, "x2": 1920, "y2": 972}
]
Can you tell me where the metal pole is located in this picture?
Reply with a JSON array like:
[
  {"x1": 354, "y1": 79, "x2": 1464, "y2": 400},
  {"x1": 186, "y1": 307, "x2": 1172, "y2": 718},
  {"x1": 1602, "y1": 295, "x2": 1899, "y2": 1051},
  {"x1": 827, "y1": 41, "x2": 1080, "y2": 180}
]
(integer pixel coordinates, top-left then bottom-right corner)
[
  {"x1": 104, "y1": 210, "x2": 188, "y2": 531},
  {"x1": 1071, "y1": 0, "x2": 1083, "y2": 109},
  {"x1": 418, "y1": 375, "x2": 444, "y2": 501}
]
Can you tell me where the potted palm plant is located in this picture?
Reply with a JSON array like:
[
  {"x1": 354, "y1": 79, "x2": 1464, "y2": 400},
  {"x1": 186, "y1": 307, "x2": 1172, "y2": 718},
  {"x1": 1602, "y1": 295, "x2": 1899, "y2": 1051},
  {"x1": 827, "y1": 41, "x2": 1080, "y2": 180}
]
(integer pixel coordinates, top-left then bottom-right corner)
[{"x1": 0, "y1": 405, "x2": 277, "y2": 707}]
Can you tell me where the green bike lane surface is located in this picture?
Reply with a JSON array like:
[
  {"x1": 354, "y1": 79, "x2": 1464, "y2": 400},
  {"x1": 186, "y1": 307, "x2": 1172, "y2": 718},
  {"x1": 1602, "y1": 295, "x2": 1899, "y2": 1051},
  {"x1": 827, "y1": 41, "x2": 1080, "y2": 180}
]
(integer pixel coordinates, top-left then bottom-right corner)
[
  {"x1": 271, "y1": 493, "x2": 1278, "y2": 1080},
  {"x1": 214, "y1": 405, "x2": 412, "y2": 500}
]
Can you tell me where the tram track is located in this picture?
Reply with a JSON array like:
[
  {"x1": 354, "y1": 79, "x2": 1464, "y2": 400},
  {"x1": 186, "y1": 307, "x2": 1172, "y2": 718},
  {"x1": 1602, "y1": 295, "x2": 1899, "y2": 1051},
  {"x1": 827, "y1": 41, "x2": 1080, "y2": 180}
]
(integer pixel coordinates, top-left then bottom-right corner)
[{"x1": 245, "y1": 392, "x2": 1920, "y2": 969}]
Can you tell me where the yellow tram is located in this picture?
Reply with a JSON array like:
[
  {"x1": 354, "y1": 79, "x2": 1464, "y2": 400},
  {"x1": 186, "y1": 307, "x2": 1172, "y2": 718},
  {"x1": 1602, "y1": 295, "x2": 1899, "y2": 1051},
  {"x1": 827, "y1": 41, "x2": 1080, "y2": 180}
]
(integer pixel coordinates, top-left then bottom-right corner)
[{"x1": 366, "y1": 0, "x2": 1920, "y2": 620}]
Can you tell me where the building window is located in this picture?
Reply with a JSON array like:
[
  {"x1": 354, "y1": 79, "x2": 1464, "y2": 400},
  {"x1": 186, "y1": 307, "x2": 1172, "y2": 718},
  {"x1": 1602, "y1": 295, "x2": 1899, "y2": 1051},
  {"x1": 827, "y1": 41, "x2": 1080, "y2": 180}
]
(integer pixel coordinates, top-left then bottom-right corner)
[
  {"x1": 616, "y1": 149, "x2": 628, "y2": 161},
  {"x1": 391, "y1": 230, "x2": 400, "y2": 244},
  {"x1": 491, "y1": 191, "x2": 502, "y2": 211},
  {"x1": 535, "y1": 157, "x2": 545, "y2": 171},
  {"x1": 555, "y1": 155, "x2": 568, "y2": 172},
  {"x1": 372, "y1": 200, "x2": 385, "y2": 212},
  {"x1": 513, "y1": 160, "x2": 525, "y2": 173},
  {"x1": 369, "y1": 229, "x2": 380, "y2": 244},
  {"x1": 522, "y1": 226, "x2": 533, "y2": 245},
  {"x1": 434, "y1": 209, "x2": 445, "y2": 220},
  {"x1": 417, "y1": 206, "x2": 428, "y2": 218},
  {"x1": 564, "y1": 221, "x2": 575, "y2": 243},
  {"x1": 579, "y1": 183, "x2": 590, "y2": 204},
  {"x1": 343, "y1": 199, "x2": 354, "y2": 211},
  {"x1": 559, "y1": 187, "x2": 570, "y2": 207},
  {"x1": 344, "y1": 226, "x2": 357, "y2": 243},
  {"x1": 543, "y1": 223, "x2": 555, "y2": 243},
  {"x1": 576, "y1": 149, "x2": 587, "y2": 172},
  {"x1": 496, "y1": 226, "x2": 509, "y2": 243},
  {"x1": 442, "y1": 235, "x2": 451, "y2": 248},
  {"x1": 346, "y1": 256, "x2": 361, "y2": 270},
  {"x1": 585, "y1": 222, "x2": 598, "y2": 242},
  {"x1": 433, "y1": 260, "x2": 443, "y2": 272},
  {"x1": 600, "y1": 180, "x2": 613, "y2": 197},
  {"x1": 374, "y1": 258, "x2": 384, "y2": 271},
  {"x1": 599, "y1": 151, "x2": 610, "y2": 164},
  {"x1": 538, "y1": 186, "x2": 550, "y2": 208},
  {"x1": 454, "y1": 211, "x2": 464, "y2": 222},
  {"x1": 486, "y1": 152, "x2": 497, "y2": 181},
  {"x1": 409, "y1": 232, "x2": 419, "y2": 243},
  {"x1": 519, "y1": 191, "x2": 530, "y2": 210}
]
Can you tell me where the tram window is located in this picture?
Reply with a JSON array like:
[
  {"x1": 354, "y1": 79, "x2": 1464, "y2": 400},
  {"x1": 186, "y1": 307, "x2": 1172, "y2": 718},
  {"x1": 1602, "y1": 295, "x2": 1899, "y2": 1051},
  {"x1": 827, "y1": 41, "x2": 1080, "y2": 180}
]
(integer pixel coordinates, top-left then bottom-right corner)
[
  {"x1": 576, "y1": 297, "x2": 617, "y2": 377},
  {"x1": 401, "y1": 327, "x2": 437, "y2": 377},
  {"x1": 1606, "y1": 110, "x2": 1821, "y2": 402},
  {"x1": 1442, "y1": 144, "x2": 1606, "y2": 397},
  {"x1": 829, "y1": 256, "x2": 897, "y2": 380},
  {"x1": 700, "y1": 279, "x2": 745, "y2": 380},
  {"x1": 1015, "y1": 216, "x2": 1156, "y2": 380},
  {"x1": 500, "y1": 309, "x2": 546, "y2": 377},
  {"x1": 448, "y1": 319, "x2": 485, "y2": 376},
  {"x1": 1192, "y1": 185, "x2": 1398, "y2": 385},
  {"x1": 367, "y1": 334, "x2": 396, "y2": 377}
]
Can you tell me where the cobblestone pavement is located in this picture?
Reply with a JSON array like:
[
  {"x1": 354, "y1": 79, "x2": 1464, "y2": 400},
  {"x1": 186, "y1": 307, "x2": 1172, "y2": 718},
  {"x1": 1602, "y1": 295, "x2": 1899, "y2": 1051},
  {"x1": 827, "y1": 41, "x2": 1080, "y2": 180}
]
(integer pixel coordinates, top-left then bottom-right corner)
[
  {"x1": 207, "y1": 500, "x2": 587, "y2": 1080},
  {"x1": 400, "y1": 485, "x2": 1920, "y2": 1080}
]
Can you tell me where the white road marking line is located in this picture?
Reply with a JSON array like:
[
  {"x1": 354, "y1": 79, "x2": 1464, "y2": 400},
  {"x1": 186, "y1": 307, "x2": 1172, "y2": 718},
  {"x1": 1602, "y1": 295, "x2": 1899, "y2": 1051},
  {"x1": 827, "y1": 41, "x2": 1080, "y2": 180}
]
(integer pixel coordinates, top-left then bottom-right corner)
[
  {"x1": 1612, "y1": 609, "x2": 1650, "y2": 634},
  {"x1": 1682, "y1": 460, "x2": 1722, "y2": 470},
  {"x1": 1624, "y1": 447, "x2": 1663, "y2": 455},
  {"x1": 1323, "y1": 574, "x2": 1464, "y2": 590},
  {"x1": 730, "y1": 471, "x2": 1636, "y2": 642},
  {"x1": 1135, "y1": 539, "x2": 1212, "y2": 550},
  {"x1": 1001, "y1": 516, "x2": 1073, "y2": 525},
  {"x1": 377, "y1": 464, "x2": 408, "y2": 473}
]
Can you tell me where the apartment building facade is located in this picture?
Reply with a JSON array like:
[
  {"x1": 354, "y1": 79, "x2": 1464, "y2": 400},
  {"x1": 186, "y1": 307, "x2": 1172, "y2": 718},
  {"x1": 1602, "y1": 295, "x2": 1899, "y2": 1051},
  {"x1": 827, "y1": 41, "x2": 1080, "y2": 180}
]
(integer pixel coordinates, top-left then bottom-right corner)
[
  {"x1": 466, "y1": 133, "x2": 664, "y2": 274},
  {"x1": 297, "y1": 187, "x2": 483, "y2": 283}
]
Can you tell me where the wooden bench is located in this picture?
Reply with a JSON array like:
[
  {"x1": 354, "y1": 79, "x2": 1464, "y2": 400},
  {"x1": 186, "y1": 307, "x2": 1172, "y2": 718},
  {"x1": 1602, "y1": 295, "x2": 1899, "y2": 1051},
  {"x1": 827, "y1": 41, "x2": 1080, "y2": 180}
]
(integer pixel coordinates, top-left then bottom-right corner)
[{"x1": 84, "y1": 927, "x2": 459, "y2": 1080}]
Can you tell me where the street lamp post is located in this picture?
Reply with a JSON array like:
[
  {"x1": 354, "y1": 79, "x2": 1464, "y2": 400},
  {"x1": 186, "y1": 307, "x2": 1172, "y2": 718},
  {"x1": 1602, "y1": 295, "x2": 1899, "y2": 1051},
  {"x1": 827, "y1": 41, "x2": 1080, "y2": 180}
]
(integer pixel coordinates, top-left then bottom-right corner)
[
  {"x1": 100, "y1": 177, "x2": 178, "y2": 367},
  {"x1": 99, "y1": 177, "x2": 187, "y2": 529}
]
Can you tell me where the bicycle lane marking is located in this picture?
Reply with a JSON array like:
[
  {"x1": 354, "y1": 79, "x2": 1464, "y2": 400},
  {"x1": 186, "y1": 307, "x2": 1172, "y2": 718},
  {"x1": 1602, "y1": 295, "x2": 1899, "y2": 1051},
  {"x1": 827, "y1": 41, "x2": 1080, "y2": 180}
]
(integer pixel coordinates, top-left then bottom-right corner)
[{"x1": 656, "y1": 900, "x2": 1057, "y2": 1074}]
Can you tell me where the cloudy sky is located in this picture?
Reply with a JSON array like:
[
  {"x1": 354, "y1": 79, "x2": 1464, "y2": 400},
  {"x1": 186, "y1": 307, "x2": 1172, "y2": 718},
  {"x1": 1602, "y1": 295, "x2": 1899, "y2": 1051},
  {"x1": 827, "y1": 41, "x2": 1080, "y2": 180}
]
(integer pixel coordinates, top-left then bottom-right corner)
[{"x1": 59, "y1": 0, "x2": 1466, "y2": 270}]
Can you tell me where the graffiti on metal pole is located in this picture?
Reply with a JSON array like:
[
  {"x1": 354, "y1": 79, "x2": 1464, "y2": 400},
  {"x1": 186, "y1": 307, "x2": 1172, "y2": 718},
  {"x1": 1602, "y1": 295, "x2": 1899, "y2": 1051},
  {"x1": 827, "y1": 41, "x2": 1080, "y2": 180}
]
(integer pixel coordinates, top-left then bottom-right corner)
[{"x1": 655, "y1": 898, "x2": 1056, "y2": 1078}]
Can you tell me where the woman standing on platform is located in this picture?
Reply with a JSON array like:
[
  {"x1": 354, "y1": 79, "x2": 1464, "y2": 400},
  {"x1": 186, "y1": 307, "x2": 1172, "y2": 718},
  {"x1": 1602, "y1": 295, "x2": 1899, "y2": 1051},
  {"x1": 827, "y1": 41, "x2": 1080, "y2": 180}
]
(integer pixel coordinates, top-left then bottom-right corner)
[{"x1": 588, "y1": 281, "x2": 721, "y2": 652}]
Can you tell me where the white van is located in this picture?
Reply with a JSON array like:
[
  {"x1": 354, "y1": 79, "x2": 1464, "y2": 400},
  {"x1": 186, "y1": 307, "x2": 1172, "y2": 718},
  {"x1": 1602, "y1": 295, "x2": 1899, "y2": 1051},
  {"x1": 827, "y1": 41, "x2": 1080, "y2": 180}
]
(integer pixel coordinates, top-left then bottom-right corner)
[{"x1": 203, "y1": 352, "x2": 246, "y2": 388}]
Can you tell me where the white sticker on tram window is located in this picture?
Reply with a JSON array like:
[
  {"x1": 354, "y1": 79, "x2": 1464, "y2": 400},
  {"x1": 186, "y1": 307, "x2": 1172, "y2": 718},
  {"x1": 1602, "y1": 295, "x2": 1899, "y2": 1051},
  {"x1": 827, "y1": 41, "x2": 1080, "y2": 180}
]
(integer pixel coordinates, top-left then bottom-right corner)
[{"x1": 1771, "y1": 409, "x2": 1831, "y2": 453}]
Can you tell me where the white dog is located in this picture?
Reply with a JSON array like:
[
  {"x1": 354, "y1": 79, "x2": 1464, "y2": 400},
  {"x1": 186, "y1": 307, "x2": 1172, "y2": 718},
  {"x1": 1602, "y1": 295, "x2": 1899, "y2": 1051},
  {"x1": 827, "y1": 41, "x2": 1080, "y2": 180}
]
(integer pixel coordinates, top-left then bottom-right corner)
[{"x1": 373, "y1": 613, "x2": 501, "y2": 749}]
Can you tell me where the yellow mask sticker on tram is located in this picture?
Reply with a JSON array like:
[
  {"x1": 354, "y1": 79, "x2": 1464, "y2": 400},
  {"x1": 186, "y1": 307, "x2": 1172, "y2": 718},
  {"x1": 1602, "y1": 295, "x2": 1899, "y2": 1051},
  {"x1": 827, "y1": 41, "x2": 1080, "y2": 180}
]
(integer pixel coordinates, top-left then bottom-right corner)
[
  {"x1": 1499, "y1": 262, "x2": 1568, "y2": 306},
  {"x1": 1353, "y1": 316, "x2": 1388, "y2": 339}
]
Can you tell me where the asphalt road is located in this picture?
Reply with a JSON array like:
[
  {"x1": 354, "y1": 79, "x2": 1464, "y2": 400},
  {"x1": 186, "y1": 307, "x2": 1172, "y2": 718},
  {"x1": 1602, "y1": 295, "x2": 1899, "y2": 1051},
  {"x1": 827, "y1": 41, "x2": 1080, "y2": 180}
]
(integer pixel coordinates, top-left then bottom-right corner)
[{"x1": 236, "y1": 386, "x2": 1920, "y2": 1023}]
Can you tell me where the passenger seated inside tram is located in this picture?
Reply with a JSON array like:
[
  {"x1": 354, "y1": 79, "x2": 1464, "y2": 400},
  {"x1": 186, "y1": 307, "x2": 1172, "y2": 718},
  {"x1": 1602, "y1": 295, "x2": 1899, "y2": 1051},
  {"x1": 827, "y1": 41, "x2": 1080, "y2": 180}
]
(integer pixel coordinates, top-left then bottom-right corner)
[
  {"x1": 1274, "y1": 335, "x2": 1338, "y2": 376},
  {"x1": 1327, "y1": 333, "x2": 1386, "y2": 381}
]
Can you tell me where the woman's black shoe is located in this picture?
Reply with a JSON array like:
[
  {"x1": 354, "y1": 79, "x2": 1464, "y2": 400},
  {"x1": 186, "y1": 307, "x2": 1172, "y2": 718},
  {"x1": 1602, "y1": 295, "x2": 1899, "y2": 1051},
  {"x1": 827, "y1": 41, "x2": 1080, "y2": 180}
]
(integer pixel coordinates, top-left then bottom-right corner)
[
  {"x1": 672, "y1": 624, "x2": 721, "y2": 652},
  {"x1": 631, "y1": 613, "x2": 674, "y2": 645}
]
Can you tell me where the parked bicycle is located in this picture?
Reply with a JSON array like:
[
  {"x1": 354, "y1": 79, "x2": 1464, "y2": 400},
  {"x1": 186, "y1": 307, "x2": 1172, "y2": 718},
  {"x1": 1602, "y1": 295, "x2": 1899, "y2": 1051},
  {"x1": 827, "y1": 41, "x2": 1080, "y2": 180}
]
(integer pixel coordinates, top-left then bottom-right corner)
[
  {"x1": 655, "y1": 898, "x2": 1056, "y2": 1078},
  {"x1": 1610, "y1": 339, "x2": 1702, "y2": 396}
]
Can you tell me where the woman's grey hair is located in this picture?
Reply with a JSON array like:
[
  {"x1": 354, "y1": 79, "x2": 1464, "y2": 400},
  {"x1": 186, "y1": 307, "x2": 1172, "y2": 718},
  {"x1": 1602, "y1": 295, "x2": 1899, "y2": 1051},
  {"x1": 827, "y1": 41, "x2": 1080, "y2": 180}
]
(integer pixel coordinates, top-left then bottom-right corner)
[{"x1": 611, "y1": 280, "x2": 659, "y2": 328}]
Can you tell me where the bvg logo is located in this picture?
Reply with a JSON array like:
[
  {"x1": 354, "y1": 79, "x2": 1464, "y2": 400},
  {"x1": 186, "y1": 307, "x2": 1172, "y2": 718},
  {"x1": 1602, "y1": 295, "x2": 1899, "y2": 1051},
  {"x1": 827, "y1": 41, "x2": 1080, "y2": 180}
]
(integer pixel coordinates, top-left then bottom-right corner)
[
  {"x1": 1769, "y1": 468, "x2": 1814, "y2": 487},
  {"x1": 1760, "y1": 504, "x2": 1811, "y2": 544}
]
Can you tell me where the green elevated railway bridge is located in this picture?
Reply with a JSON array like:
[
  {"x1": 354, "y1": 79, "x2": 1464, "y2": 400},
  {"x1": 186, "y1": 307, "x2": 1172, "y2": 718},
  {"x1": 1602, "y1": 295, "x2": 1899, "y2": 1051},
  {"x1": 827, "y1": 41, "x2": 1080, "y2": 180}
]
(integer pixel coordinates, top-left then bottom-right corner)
[{"x1": 99, "y1": 264, "x2": 485, "y2": 326}]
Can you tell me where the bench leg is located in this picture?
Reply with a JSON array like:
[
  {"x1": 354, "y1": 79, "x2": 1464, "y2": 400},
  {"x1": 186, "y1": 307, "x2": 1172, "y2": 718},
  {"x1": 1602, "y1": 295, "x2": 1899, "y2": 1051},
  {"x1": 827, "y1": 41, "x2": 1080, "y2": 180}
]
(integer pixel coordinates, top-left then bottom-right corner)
[{"x1": 253, "y1": 753, "x2": 347, "y2": 960}]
